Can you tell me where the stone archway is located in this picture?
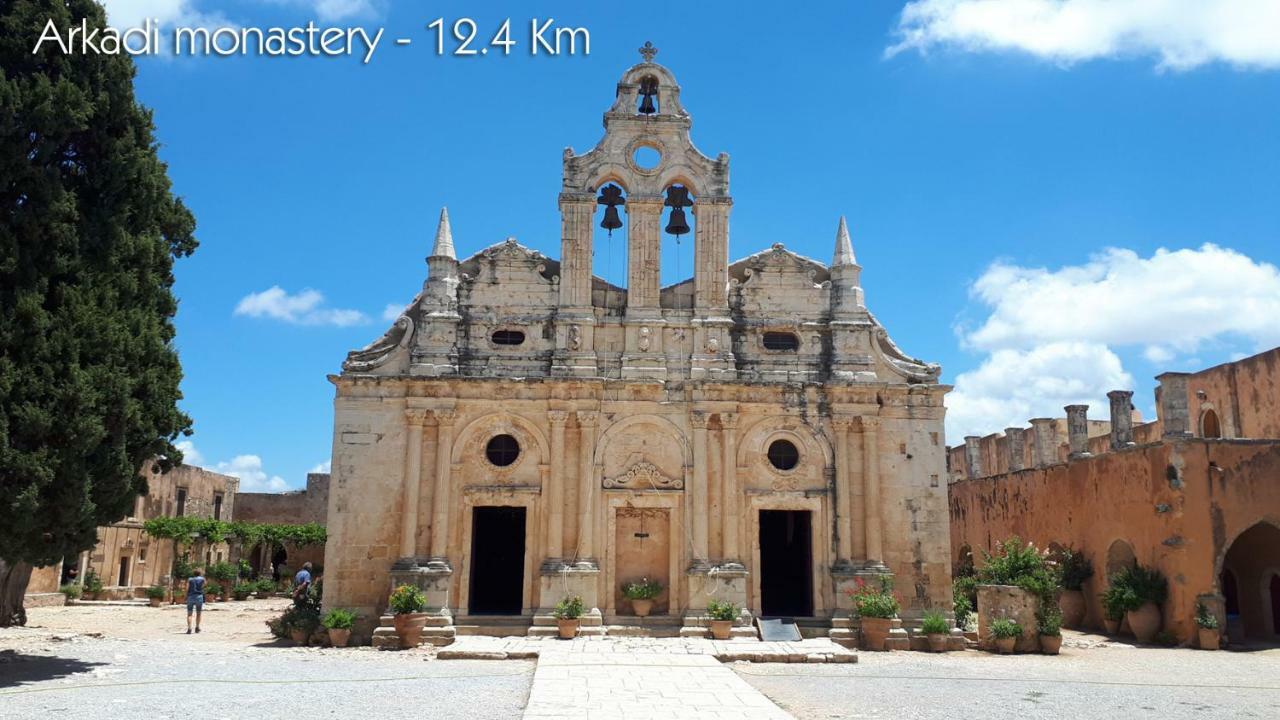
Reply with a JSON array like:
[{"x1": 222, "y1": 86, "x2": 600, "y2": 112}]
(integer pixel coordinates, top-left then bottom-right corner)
[
  {"x1": 1105, "y1": 538, "x2": 1137, "y2": 579},
  {"x1": 1221, "y1": 521, "x2": 1280, "y2": 640},
  {"x1": 1201, "y1": 409, "x2": 1222, "y2": 438}
]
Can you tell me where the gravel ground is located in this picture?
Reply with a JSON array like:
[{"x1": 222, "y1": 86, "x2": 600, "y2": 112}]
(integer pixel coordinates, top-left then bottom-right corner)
[
  {"x1": 0, "y1": 601, "x2": 533, "y2": 720},
  {"x1": 735, "y1": 632, "x2": 1280, "y2": 720}
]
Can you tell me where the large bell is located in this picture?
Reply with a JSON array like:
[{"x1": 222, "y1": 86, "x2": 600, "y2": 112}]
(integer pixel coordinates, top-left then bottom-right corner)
[
  {"x1": 601, "y1": 205, "x2": 623, "y2": 233},
  {"x1": 665, "y1": 207, "x2": 690, "y2": 236},
  {"x1": 638, "y1": 77, "x2": 659, "y2": 115},
  {"x1": 597, "y1": 184, "x2": 625, "y2": 235},
  {"x1": 638, "y1": 92, "x2": 656, "y2": 115}
]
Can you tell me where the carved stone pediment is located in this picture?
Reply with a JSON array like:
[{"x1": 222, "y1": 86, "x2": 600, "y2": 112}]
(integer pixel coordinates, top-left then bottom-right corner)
[
  {"x1": 730, "y1": 244, "x2": 830, "y2": 288},
  {"x1": 603, "y1": 461, "x2": 683, "y2": 490}
]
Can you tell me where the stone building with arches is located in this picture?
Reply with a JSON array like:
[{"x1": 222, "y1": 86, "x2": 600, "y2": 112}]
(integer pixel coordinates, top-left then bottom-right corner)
[
  {"x1": 949, "y1": 347, "x2": 1280, "y2": 645},
  {"x1": 321, "y1": 46, "x2": 952, "y2": 642}
]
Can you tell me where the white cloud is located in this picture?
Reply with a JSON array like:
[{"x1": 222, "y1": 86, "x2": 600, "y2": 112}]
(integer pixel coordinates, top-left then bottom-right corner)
[
  {"x1": 382, "y1": 303, "x2": 404, "y2": 321},
  {"x1": 213, "y1": 454, "x2": 290, "y2": 493},
  {"x1": 308, "y1": 460, "x2": 331, "y2": 474},
  {"x1": 962, "y1": 244, "x2": 1280, "y2": 353},
  {"x1": 100, "y1": 0, "x2": 226, "y2": 30},
  {"x1": 889, "y1": 0, "x2": 1280, "y2": 71},
  {"x1": 174, "y1": 438, "x2": 203, "y2": 465},
  {"x1": 234, "y1": 286, "x2": 369, "y2": 327},
  {"x1": 947, "y1": 341, "x2": 1133, "y2": 438},
  {"x1": 948, "y1": 243, "x2": 1280, "y2": 439}
]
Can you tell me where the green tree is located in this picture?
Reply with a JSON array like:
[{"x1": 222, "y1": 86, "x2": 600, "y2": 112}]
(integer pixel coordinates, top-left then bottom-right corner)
[{"x1": 0, "y1": 0, "x2": 196, "y2": 625}]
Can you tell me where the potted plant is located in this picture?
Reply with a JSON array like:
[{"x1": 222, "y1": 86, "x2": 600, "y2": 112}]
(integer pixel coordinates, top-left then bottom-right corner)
[
  {"x1": 389, "y1": 584, "x2": 428, "y2": 648},
  {"x1": 990, "y1": 618, "x2": 1022, "y2": 654},
  {"x1": 209, "y1": 562, "x2": 236, "y2": 600},
  {"x1": 621, "y1": 578, "x2": 663, "y2": 618},
  {"x1": 233, "y1": 582, "x2": 253, "y2": 601},
  {"x1": 1038, "y1": 606, "x2": 1063, "y2": 655},
  {"x1": 1053, "y1": 546, "x2": 1093, "y2": 629},
  {"x1": 1109, "y1": 564, "x2": 1167, "y2": 643},
  {"x1": 553, "y1": 595, "x2": 584, "y2": 639},
  {"x1": 323, "y1": 608, "x2": 357, "y2": 648},
  {"x1": 255, "y1": 578, "x2": 275, "y2": 599},
  {"x1": 83, "y1": 568, "x2": 104, "y2": 601},
  {"x1": 1100, "y1": 584, "x2": 1126, "y2": 634},
  {"x1": 705, "y1": 599, "x2": 739, "y2": 640},
  {"x1": 1195, "y1": 602, "x2": 1220, "y2": 650},
  {"x1": 145, "y1": 585, "x2": 167, "y2": 608},
  {"x1": 848, "y1": 575, "x2": 900, "y2": 651},
  {"x1": 204, "y1": 581, "x2": 223, "y2": 603},
  {"x1": 920, "y1": 611, "x2": 950, "y2": 653}
]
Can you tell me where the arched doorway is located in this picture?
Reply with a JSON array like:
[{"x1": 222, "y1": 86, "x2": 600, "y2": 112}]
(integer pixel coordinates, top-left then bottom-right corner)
[
  {"x1": 1221, "y1": 522, "x2": 1280, "y2": 640},
  {"x1": 1105, "y1": 539, "x2": 1136, "y2": 578},
  {"x1": 1201, "y1": 409, "x2": 1222, "y2": 438}
]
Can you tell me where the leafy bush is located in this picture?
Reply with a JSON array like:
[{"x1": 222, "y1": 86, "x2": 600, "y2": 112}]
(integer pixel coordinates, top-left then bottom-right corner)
[
  {"x1": 1052, "y1": 546, "x2": 1094, "y2": 591},
  {"x1": 553, "y1": 595, "x2": 584, "y2": 620},
  {"x1": 208, "y1": 561, "x2": 236, "y2": 583},
  {"x1": 953, "y1": 575, "x2": 978, "y2": 628},
  {"x1": 848, "y1": 575, "x2": 900, "y2": 619},
  {"x1": 388, "y1": 584, "x2": 427, "y2": 614},
  {"x1": 83, "y1": 568, "x2": 103, "y2": 594},
  {"x1": 255, "y1": 578, "x2": 277, "y2": 593},
  {"x1": 59, "y1": 584, "x2": 82, "y2": 600},
  {"x1": 1100, "y1": 584, "x2": 1130, "y2": 620},
  {"x1": 1195, "y1": 602, "x2": 1219, "y2": 629},
  {"x1": 979, "y1": 537, "x2": 1059, "y2": 602},
  {"x1": 205, "y1": 581, "x2": 223, "y2": 597},
  {"x1": 322, "y1": 608, "x2": 357, "y2": 630},
  {"x1": 172, "y1": 553, "x2": 195, "y2": 580},
  {"x1": 237, "y1": 558, "x2": 254, "y2": 580},
  {"x1": 1037, "y1": 606, "x2": 1062, "y2": 637},
  {"x1": 233, "y1": 582, "x2": 254, "y2": 597},
  {"x1": 920, "y1": 611, "x2": 950, "y2": 635},
  {"x1": 270, "y1": 578, "x2": 323, "y2": 637},
  {"x1": 145, "y1": 585, "x2": 167, "y2": 599},
  {"x1": 706, "y1": 599, "x2": 739, "y2": 621},
  {"x1": 990, "y1": 618, "x2": 1023, "y2": 639},
  {"x1": 1107, "y1": 564, "x2": 1168, "y2": 611},
  {"x1": 622, "y1": 578, "x2": 663, "y2": 600}
]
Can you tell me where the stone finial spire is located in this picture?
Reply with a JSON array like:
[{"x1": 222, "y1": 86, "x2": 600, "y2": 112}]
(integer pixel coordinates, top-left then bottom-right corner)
[
  {"x1": 832, "y1": 216, "x2": 857, "y2": 267},
  {"x1": 430, "y1": 207, "x2": 455, "y2": 260}
]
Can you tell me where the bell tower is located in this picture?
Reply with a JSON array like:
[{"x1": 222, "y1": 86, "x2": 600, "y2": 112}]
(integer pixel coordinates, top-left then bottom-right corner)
[{"x1": 553, "y1": 42, "x2": 736, "y2": 380}]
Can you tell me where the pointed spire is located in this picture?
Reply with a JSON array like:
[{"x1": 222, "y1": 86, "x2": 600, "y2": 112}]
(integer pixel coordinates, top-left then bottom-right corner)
[
  {"x1": 832, "y1": 216, "x2": 856, "y2": 267},
  {"x1": 430, "y1": 207, "x2": 455, "y2": 259}
]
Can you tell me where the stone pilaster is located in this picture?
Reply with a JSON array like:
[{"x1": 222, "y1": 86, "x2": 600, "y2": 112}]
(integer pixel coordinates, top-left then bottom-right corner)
[
  {"x1": 719, "y1": 412, "x2": 742, "y2": 565},
  {"x1": 1005, "y1": 427, "x2": 1026, "y2": 472},
  {"x1": 692, "y1": 197, "x2": 731, "y2": 310},
  {"x1": 1108, "y1": 390, "x2": 1136, "y2": 449},
  {"x1": 832, "y1": 417, "x2": 856, "y2": 568},
  {"x1": 1065, "y1": 405, "x2": 1091, "y2": 459},
  {"x1": 689, "y1": 411, "x2": 710, "y2": 570},
  {"x1": 543, "y1": 411, "x2": 568, "y2": 569},
  {"x1": 552, "y1": 192, "x2": 598, "y2": 377},
  {"x1": 427, "y1": 409, "x2": 456, "y2": 570},
  {"x1": 1157, "y1": 373, "x2": 1193, "y2": 439},
  {"x1": 1029, "y1": 418, "x2": 1057, "y2": 468},
  {"x1": 399, "y1": 409, "x2": 429, "y2": 559},
  {"x1": 626, "y1": 195, "x2": 663, "y2": 312},
  {"x1": 860, "y1": 416, "x2": 886, "y2": 571},
  {"x1": 574, "y1": 411, "x2": 599, "y2": 569}
]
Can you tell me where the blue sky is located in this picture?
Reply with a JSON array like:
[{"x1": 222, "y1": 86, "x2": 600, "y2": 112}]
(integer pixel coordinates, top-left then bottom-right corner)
[{"x1": 99, "y1": 1, "x2": 1280, "y2": 490}]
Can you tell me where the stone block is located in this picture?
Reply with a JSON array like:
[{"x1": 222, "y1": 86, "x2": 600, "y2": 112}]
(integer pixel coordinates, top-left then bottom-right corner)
[{"x1": 976, "y1": 584, "x2": 1041, "y2": 653}]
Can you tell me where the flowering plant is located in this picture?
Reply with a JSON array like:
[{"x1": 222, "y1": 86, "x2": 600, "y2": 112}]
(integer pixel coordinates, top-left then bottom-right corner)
[
  {"x1": 622, "y1": 578, "x2": 663, "y2": 600},
  {"x1": 846, "y1": 575, "x2": 900, "y2": 619}
]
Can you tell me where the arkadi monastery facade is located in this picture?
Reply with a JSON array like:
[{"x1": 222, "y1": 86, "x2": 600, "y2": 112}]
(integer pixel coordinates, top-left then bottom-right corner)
[{"x1": 322, "y1": 46, "x2": 953, "y2": 642}]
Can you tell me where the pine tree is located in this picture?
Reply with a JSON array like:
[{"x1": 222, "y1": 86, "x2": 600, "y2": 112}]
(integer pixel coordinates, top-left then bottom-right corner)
[{"x1": 0, "y1": 0, "x2": 196, "y2": 625}]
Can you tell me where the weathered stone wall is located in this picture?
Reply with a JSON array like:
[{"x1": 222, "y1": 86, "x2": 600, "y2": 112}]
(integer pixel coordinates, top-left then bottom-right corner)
[
  {"x1": 1182, "y1": 347, "x2": 1280, "y2": 440},
  {"x1": 236, "y1": 473, "x2": 330, "y2": 572}
]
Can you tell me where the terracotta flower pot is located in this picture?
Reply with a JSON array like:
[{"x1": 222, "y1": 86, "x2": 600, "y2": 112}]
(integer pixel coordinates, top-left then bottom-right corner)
[
  {"x1": 149, "y1": 597, "x2": 163, "y2": 608},
  {"x1": 927, "y1": 633, "x2": 948, "y2": 653},
  {"x1": 257, "y1": 591, "x2": 273, "y2": 599},
  {"x1": 709, "y1": 620, "x2": 733, "y2": 640},
  {"x1": 995, "y1": 636, "x2": 1016, "y2": 654},
  {"x1": 631, "y1": 598, "x2": 654, "y2": 618},
  {"x1": 289, "y1": 628, "x2": 308, "y2": 645},
  {"x1": 1198, "y1": 627, "x2": 1220, "y2": 650},
  {"x1": 1058, "y1": 590, "x2": 1086, "y2": 629},
  {"x1": 1103, "y1": 617, "x2": 1121, "y2": 635},
  {"x1": 328, "y1": 628, "x2": 351, "y2": 648},
  {"x1": 860, "y1": 617, "x2": 893, "y2": 651},
  {"x1": 394, "y1": 613, "x2": 428, "y2": 648},
  {"x1": 1040, "y1": 634, "x2": 1062, "y2": 655},
  {"x1": 557, "y1": 618, "x2": 580, "y2": 639},
  {"x1": 1126, "y1": 603, "x2": 1161, "y2": 644}
]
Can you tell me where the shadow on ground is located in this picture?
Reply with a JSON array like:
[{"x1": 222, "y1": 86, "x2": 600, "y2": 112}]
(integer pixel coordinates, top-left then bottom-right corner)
[{"x1": 0, "y1": 650, "x2": 105, "y2": 689}]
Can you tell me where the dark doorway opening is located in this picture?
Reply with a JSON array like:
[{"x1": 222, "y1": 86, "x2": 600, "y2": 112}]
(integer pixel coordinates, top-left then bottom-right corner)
[
  {"x1": 759, "y1": 510, "x2": 813, "y2": 618},
  {"x1": 468, "y1": 506, "x2": 526, "y2": 615}
]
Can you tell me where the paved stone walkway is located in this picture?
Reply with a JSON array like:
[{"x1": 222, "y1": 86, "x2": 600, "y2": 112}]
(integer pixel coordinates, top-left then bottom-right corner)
[
  {"x1": 523, "y1": 651, "x2": 795, "y2": 720},
  {"x1": 439, "y1": 635, "x2": 857, "y2": 664}
]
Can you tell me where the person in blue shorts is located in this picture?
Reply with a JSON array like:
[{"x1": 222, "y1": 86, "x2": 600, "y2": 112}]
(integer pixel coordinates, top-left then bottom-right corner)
[{"x1": 186, "y1": 568, "x2": 206, "y2": 634}]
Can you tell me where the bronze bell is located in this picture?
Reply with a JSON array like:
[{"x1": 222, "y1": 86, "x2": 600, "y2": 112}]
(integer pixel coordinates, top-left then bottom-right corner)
[
  {"x1": 638, "y1": 92, "x2": 656, "y2": 115},
  {"x1": 664, "y1": 185, "x2": 693, "y2": 236},
  {"x1": 598, "y1": 184, "x2": 625, "y2": 235},
  {"x1": 665, "y1": 208, "x2": 690, "y2": 236},
  {"x1": 638, "y1": 77, "x2": 658, "y2": 115}
]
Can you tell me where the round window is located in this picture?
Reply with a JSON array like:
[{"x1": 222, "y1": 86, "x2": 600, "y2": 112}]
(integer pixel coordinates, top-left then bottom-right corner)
[
  {"x1": 767, "y1": 439, "x2": 799, "y2": 471},
  {"x1": 485, "y1": 434, "x2": 520, "y2": 467},
  {"x1": 633, "y1": 145, "x2": 661, "y2": 170}
]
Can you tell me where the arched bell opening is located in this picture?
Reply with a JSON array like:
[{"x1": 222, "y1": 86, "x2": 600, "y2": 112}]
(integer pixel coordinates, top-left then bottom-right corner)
[
  {"x1": 592, "y1": 182, "x2": 629, "y2": 306},
  {"x1": 660, "y1": 183, "x2": 696, "y2": 301},
  {"x1": 636, "y1": 74, "x2": 660, "y2": 115}
]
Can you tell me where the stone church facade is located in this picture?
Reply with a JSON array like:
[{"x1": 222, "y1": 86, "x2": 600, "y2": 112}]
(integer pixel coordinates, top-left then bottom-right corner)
[{"x1": 323, "y1": 47, "x2": 952, "y2": 642}]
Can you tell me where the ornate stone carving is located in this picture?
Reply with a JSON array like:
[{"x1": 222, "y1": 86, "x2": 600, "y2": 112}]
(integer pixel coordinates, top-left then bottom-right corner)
[
  {"x1": 706, "y1": 336, "x2": 719, "y2": 354},
  {"x1": 568, "y1": 324, "x2": 582, "y2": 350},
  {"x1": 547, "y1": 410, "x2": 569, "y2": 426},
  {"x1": 638, "y1": 326, "x2": 652, "y2": 352},
  {"x1": 343, "y1": 314, "x2": 413, "y2": 372},
  {"x1": 603, "y1": 461, "x2": 683, "y2": 490},
  {"x1": 576, "y1": 410, "x2": 598, "y2": 427},
  {"x1": 405, "y1": 409, "x2": 430, "y2": 426},
  {"x1": 433, "y1": 409, "x2": 457, "y2": 426}
]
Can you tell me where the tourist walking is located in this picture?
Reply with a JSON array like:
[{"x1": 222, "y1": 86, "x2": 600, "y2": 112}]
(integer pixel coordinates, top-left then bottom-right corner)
[{"x1": 186, "y1": 569, "x2": 206, "y2": 634}]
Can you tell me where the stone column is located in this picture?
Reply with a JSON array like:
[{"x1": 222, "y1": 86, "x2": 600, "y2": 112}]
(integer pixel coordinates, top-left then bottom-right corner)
[
  {"x1": 963, "y1": 436, "x2": 983, "y2": 479},
  {"x1": 692, "y1": 197, "x2": 731, "y2": 310},
  {"x1": 575, "y1": 411, "x2": 598, "y2": 566},
  {"x1": 1005, "y1": 428, "x2": 1026, "y2": 472},
  {"x1": 544, "y1": 411, "x2": 568, "y2": 567},
  {"x1": 1029, "y1": 418, "x2": 1057, "y2": 468},
  {"x1": 1157, "y1": 373, "x2": 1193, "y2": 439},
  {"x1": 400, "y1": 409, "x2": 429, "y2": 559},
  {"x1": 557, "y1": 192, "x2": 596, "y2": 308},
  {"x1": 720, "y1": 412, "x2": 741, "y2": 564},
  {"x1": 833, "y1": 417, "x2": 856, "y2": 566},
  {"x1": 427, "y1": 410, "x2": 456, "y2": 568},
  {"x1": 1108, "y1": 390, "x2": 1136, "y2": 449},
  {"x1": 626, "y1": 196, "x2": 663, "y2": 312},
  {"x1": 689, "y1": 411, "x2": 710, "y2": 569},
  {"x1": 1065, "y1": 405, "x2": 1091, "y2": 459},
  {"x1": 860, "y1": 417, "x2": 885, "y2": 569}
]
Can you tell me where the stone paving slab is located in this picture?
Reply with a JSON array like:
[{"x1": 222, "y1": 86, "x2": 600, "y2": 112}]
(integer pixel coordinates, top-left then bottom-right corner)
[
  {"x1": 437, "y1": 635, "x2": 857, "y2": 664},
  {"x1": 523, "y1": 650, "x2": 795, "y2": 720}
]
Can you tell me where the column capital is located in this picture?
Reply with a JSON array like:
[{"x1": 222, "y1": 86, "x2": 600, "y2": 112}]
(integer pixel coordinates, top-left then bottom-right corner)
[
  {"x1": 576, "y1": 410, "x2": 598, "y2": 427},
  {"x1": 858, "y1": 416, "x2": 880, "y2": 432},
  {"x1": 626, "y1": 194, "x2": 665, "y2": 206},
  {"x1": 405, "y1": 409, "x2": 430, "y2": 426},
  {"x1": 719, "y1": 412, "x2": 738, "y2": 429},
  {"x1": 558, "y1": 191, "x2": 596, "y2": 205},
  {"x1": 432, "y1": 409, "x2": 457, "y2": 426},
  {"x1": 547, "y1": 410, "x2": 569, "y2": 426},
  {"x1": 832, "y1": 416, "x2": 856, "y2": 430},
  {"x1": 690, "y1": 411, "x2": 710, "y2": 429}
]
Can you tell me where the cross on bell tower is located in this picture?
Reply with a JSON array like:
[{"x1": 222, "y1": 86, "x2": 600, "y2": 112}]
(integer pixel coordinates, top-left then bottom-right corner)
[{"x1": 639, "y1": 41, "x2": 658, "y2": 63}]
